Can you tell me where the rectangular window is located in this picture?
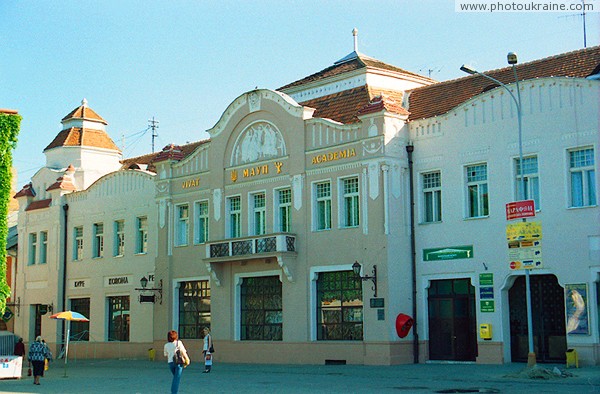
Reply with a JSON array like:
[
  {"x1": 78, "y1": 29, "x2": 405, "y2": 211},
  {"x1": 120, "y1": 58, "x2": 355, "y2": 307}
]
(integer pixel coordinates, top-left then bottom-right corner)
[
  {"x1": 136, "y1": 217, "x2": 148, "y2": 254},
  {"x1": 276, "y1": 188, "x2": 292, "y2": 233},
  {"x1": 423, "y1": 171, "x2": 442, "y2": 223},
  {"x1": 93, "y1": 223, "x2": 104, "y2": 258},
  {"x1": 252, "y1": 192, "x2": 266, "y2": 236},
  {"x1": 194, "y1": 201, "x2": 209, "y2": 244},
  {"x1": 114, "y1": 220, "x2": 125, "y2": 257},
  {"x1": 228, "y1": 196, "x2": 241, "y2": 238},
  {"x1": 341, "y1": 177, "x2": 360, "y2": 227},
  {"x1": 107, "y1": 296, "x2": 130, "y2": 341},
  {"x1": 316, "y1": 270, "x2": 363, "y2": 340},
  {"x1": 175, "y1": 205, "x2": 189, "y2": 246},
  {"x1": 240, "y1": 276, "x2": 282, "y2": 341},
  {"x1": 466, "y1": 164, "x2": 489, "y2": 218},
  {"x1": 70, "y1": 298, "x2": 90, "y2": 341},
  {"x1": 74, "y1": 226, "x2": 84, "y2": 261},
  {"x1": 569, "y1": 147, "x2": 596, "y2": 207},
  {"x1": 515, "y1": 156, "x2": 540, "y2": 210},
  {"x1": 39, "y1": 231, "x2": 48, "y2": 264},
  {"x1": 315, "y1": 181, "x2": 331, "y2": 231},
  {"x1": 28, "y1": 233, "x2": 37, "y2": 265},
  {"x1": 178, "y1": 280, "x2": 211, "y2": 339}
]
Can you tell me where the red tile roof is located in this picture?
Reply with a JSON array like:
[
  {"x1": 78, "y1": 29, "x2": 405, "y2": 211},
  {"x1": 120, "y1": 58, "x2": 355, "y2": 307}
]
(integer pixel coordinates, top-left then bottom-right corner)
[
  {"x1": 0, "y1": 109, "x2": 18, "y2": 115},
  {"x1": 14, "y1": 183, "x2": 35, "y2": 198},
  {"x1": 62, "y1": 102, "x2": 107, "y2": 125},
  {"x1": 407, "y1": 45, "x2": 600, "y2": 121},
  {"x1": 44, "y1": 127, "x2": 120, "y2": 152},
  {"x1": 25, "y1": 199, "x2": 52, "y2": 211},
  {"x1": 120, "y1": 139, "x2": 209, "y2": 172},
  {"x1": 298, "y1": 85, "x2": 407, "y2": 124},
  {"x1": 279, "y1": 54, "x2": 433, "y2": 91},
  {"x1": 357, "y1": 94, "x2": 409, "y2": 117},
  {"x1": 46, "y1": 176, "x2": 77, "y2": 192}
]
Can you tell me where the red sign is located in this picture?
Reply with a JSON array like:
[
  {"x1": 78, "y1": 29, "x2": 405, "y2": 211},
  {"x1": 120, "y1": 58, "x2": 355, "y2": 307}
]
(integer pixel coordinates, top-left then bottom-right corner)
[{"x1": 506, "y1": 200, "x2": 535, "y2": 221}]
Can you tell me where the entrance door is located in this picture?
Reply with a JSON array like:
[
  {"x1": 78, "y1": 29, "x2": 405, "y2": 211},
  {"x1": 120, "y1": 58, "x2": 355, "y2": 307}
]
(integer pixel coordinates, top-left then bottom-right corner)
[
  {"x1": 428, "y1": 278, "x2": 477, "y2": 361},
  {"x1": 509, "y1": 274, "x2": 567, "y2": 363}
]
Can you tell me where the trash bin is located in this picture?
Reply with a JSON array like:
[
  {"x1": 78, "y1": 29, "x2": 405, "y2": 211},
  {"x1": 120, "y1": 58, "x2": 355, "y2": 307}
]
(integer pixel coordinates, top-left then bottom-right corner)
[
  {"x1": 148, "y1": 348, "x2": 155, "y2": 361},
  {"x1": 566, "y1": 348, "x2": 578, "y2": 368}
]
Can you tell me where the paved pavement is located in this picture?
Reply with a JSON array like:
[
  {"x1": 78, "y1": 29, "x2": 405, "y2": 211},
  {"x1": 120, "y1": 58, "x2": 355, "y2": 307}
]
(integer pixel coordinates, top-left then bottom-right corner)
[{"x1": 1, "y1": 359, "x2": 599, "y2": 393}]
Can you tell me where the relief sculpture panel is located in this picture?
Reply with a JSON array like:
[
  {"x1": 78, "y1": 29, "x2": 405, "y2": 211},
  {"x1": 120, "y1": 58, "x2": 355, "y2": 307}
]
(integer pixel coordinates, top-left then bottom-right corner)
[{"x1": 231, "y1": 122, "x2": 286, "y2": 166}]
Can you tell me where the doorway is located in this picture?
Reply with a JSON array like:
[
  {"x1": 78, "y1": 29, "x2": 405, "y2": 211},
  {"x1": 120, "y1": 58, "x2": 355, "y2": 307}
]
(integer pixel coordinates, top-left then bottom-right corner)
[
  {"x1": 509, "y1": 274, "x2": 566, "y2": 363},
  {"x1": 428, "y1": 278, "x2": 477, "y2": 361}
]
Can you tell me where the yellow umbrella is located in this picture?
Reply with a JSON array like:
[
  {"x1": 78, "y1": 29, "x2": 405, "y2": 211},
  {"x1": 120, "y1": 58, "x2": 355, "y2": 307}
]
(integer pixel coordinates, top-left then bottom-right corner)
[{"x1": 50, "y1": 311, "x2": 89, "y2": 377}]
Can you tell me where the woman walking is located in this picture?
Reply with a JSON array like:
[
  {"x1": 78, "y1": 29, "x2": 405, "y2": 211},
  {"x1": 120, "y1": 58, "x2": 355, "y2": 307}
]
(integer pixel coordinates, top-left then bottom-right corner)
[
  {"x1": 28, "y1": 336, "x2": 52, "y2": 385},
  {"x1": 163, "y1": 330, "x2": 189, "y2": 394},
  {"x1": 202, "y1": 327, "x2": 213, "y2": 373}
]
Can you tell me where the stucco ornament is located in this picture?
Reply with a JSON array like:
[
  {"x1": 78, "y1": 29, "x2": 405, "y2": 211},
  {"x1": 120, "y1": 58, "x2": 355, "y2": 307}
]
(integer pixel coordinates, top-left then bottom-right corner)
[
  {"x1": 231, "y1": 122, "x2": 286, "y2": 166},
  {"x1": 213, "y1": 188, "x2": 222, "y2": 221}
]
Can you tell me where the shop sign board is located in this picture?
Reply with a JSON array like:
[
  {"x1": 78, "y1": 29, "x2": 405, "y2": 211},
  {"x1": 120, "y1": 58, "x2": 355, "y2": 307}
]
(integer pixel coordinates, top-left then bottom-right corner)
[
  {"x1": 479, "y1": 273, "x2": 493, "y2": 286},
  {"x1": 480, "y1": 300, "x2": 495, "y2": 313},
  {"x1": 479, "y1": 286, "x2": 494, "y2": 299},
  {"x1": 423, "y1": 245, "x2": 473, "y2": 261},
  {"x1": 508, "y1": 239, "x2": 543, "y2": 270},
  {"x1": 506, "y1": 200, "x2": 535, "y2": 221}
]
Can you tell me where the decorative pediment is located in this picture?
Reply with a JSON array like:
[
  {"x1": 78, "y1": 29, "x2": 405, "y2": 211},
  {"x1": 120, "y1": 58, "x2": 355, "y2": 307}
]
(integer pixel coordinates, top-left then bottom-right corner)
[{"x1": 230, "y1": 121, "x2": 286, "y2": 166}]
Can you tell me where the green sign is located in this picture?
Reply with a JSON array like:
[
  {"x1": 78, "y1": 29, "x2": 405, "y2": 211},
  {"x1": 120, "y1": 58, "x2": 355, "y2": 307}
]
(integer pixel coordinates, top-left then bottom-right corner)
[
  {"x1": 479, "y1": 273, "x2": 493, "y2": 286},
  {"x1": 480, "y1": 300, "x2": 495, "y2": 313},
  {"x1": 2, "y1": 307, "x2": 14, "y2": 322},
  {"x1": 423, "y1": 245, "x2": 473, "y2": 261}
]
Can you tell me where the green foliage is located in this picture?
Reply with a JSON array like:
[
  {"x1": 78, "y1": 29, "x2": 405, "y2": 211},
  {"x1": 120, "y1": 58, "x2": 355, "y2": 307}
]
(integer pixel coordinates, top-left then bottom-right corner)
[{"x1": 0, "y1": 112, "x2": 21, "y2": 314}]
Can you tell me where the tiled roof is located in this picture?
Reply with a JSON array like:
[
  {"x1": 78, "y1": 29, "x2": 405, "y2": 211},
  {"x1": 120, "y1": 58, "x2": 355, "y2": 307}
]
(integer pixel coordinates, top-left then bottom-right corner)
[
  {"x1": 0, "y1": 109, "x2": 18, "y2": 115},
  {"x1": 43, "y1": 127, "x2": 120, "y2": 152},
  {"x1": 279, "y1": 54, "x2": 432, "y2": 91},
  {"x1": 407, "y1": 45, "x2": 600, "y2": 121},
  {"x1": 46, "y1": 176, "x2": 77, "y2": 192},
  {"x1": 25, "y1": 199, "x2": 52, "y2": 211},
  {"x1": 120, "y1": 139, "x2": 209, "y2": 172},
  {"x1": 357, "y1": 94, "x2": 410, "y2": 117},
  {"x1": 62, "y1": 102, "x2": 107, "y2": 125},
  {"x1": 298, "y1": 85, "x2": 406, "y2": 124},
  {"x1": 14, "y1": 183, "x2": 35, "y2": 198}
]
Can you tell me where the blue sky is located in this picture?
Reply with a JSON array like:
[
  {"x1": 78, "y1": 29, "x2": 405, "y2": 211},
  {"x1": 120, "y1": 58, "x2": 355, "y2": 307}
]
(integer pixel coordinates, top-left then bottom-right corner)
[{"x1": 2, "y1": 1, "x2": 598, "y2": 187}]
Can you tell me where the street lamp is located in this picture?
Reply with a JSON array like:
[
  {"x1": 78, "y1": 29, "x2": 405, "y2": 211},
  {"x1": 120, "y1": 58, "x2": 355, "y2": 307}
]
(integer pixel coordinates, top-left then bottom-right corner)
[
  {"x1": 352, "y1": 261, "x2": 378, "y2": 297},
  {"x1": 461, "y1": 53, "x2": 536, "y2": 367},
  {"x1": 135, "y1": 276, "x2": 163, "y2": 304}
]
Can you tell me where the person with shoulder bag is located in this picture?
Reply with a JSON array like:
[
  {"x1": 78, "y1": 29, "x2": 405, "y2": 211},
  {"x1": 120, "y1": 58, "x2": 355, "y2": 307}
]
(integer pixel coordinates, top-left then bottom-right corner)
[
  {"x1": 164, "y1": 330, "x2": 190, "y2": 394},
  {"x1": 202, "y1": 327, "x2": 214, "y2": 373}
]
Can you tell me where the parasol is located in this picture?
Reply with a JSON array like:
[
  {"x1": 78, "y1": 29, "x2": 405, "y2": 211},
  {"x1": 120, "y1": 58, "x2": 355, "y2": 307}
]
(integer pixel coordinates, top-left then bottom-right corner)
[{"x1": 49, "y1": 311, "x2": 89, "y2": 377}]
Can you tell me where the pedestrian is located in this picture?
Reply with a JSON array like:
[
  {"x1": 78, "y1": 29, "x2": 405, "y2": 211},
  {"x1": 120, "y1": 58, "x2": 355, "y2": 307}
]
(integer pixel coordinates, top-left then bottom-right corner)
[
  {"x1": 28, "y1": 336, "x2": 52, "y2": 385},
  {"x1": 163, "y1": 330, "x2": 189, "y2": 394},
  {"x1": 13, "y1": 338, "x2": 25, "y2": 357},
  {"x1": 202, "y1": 327, "x2": 213, "y2": 373}
]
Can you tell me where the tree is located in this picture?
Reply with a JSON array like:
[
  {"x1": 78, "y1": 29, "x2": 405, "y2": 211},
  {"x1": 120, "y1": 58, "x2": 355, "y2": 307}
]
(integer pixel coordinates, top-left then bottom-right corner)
[{"x1": 0, "y1": 110, "x2": 21, "y2": 313}]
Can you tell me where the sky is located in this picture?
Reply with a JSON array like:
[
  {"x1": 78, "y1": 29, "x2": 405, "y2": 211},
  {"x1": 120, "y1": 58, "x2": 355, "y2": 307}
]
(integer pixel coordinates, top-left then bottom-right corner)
[{"x1": 2, "y1": 0, "x2": 598, "y2": 188}]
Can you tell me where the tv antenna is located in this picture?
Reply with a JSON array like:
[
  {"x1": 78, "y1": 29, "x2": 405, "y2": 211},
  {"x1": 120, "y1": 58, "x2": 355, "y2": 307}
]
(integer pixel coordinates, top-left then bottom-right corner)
[{"x1": 148, "y1": 117, "x2": 159, "y2": 153}]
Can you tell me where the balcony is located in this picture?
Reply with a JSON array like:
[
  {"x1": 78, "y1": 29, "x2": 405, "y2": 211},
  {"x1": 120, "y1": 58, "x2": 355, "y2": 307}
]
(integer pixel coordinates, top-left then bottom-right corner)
[{"x1": 204, "y1": 233, "x2": 297, "y2": 285}]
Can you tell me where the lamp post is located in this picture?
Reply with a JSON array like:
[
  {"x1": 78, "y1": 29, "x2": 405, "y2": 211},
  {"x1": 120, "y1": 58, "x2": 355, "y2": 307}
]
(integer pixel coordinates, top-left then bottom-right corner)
[
  {"x1": 461, "y1": 53, "x2": 536, "y2": 367},
  {"x1": 352, "y1": 261, "x2": 378, "y2": 298}
]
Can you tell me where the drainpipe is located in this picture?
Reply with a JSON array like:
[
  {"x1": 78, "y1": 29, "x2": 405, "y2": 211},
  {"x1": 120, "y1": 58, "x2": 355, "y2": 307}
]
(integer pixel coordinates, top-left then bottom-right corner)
[
  {"x1": 61, "y1": 204, "x2": 69, "y2": 350},
  {"x1": 405, "y1": 143, "x2": 419, "y2": 364}
]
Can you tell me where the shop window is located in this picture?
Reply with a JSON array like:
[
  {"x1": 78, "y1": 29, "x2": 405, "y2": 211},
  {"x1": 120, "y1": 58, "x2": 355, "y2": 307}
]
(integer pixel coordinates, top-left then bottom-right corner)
[
  {"x1": 316, "y1": 270, "x2": 363, "y2": 340},
  {"x1": 107, "y1": 296, "x2": 130, "y2": 341},
  {"x1": 240, "y1": 276, "x2": 282, "y2": 341},
  {"x1": 70, "y1": 298, "x2": 90, "y2": 341},
  {"x1": 178, "y1": 280, "x2": 211, "y2": 339}
]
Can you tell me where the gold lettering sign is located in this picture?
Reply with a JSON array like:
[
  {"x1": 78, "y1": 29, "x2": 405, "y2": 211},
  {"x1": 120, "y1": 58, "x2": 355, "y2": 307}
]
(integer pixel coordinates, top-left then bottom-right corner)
[
  {"x1": 311, "y1": 148, "x2": 356, "y2": 165},
  {"x1": 230, "y1": 162, "x2": 284, "y2": 183},
  {"x1": 182, "y1": 178, "x2": 200, "y2": 189}
]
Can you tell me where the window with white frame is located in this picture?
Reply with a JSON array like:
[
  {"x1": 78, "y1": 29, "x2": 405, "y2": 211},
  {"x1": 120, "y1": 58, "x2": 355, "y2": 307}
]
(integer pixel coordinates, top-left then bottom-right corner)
[
  {"x1": 515, "y1": 156, "x2": 540, "y2": 210},
  {"x1": 341, "y1": 177, "x2": 360, "y2": 228},
  {"x1": 316, "y1": 270, "x2": 363, "y2": 340},
  {"x1": 175, "y1": 204, "x2": 189, "y2": 246},
  {"x1": 114, "y1": 220, "x2": 125, "y2": 257},
  {"x1": 423, "y1": 171, "x2": 442, "y2": 223},
  {"x1": 28, "y1": 233, "x2": 37, "y2": 265},
  {"x1": 228, "y1": 196, "x2": 241, "y2": 238},
  {"x1": 73, "y1": 226, "x2": 84, "y2": 261},
  {"x1": 93, "y1": 223, "x2": 104, "y2": 258},
  {"x1": 39, "y1": 231, "x2": 48, "y2": 264},
  {"x1": 466, "y1": 164, "x2": 489, "y2": 218},
  {"x1": 276, "y1": 188, "x2": 291, "y2": 233},
  {"x1": 136, "y1": 216, "x2": 148, "y2": 254},
  {"x1": 314, "y1": 181, "x2": 331, "y2": 231},
  {"x1": 194, "y1": 201, "x2": 209, "y2": 244},
  {"x1": 251, "y1": 192, "x2": 266, "y2": 236},
  {"x1": 569, "y1": 147, "x2": 596, "y2": 207}
]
